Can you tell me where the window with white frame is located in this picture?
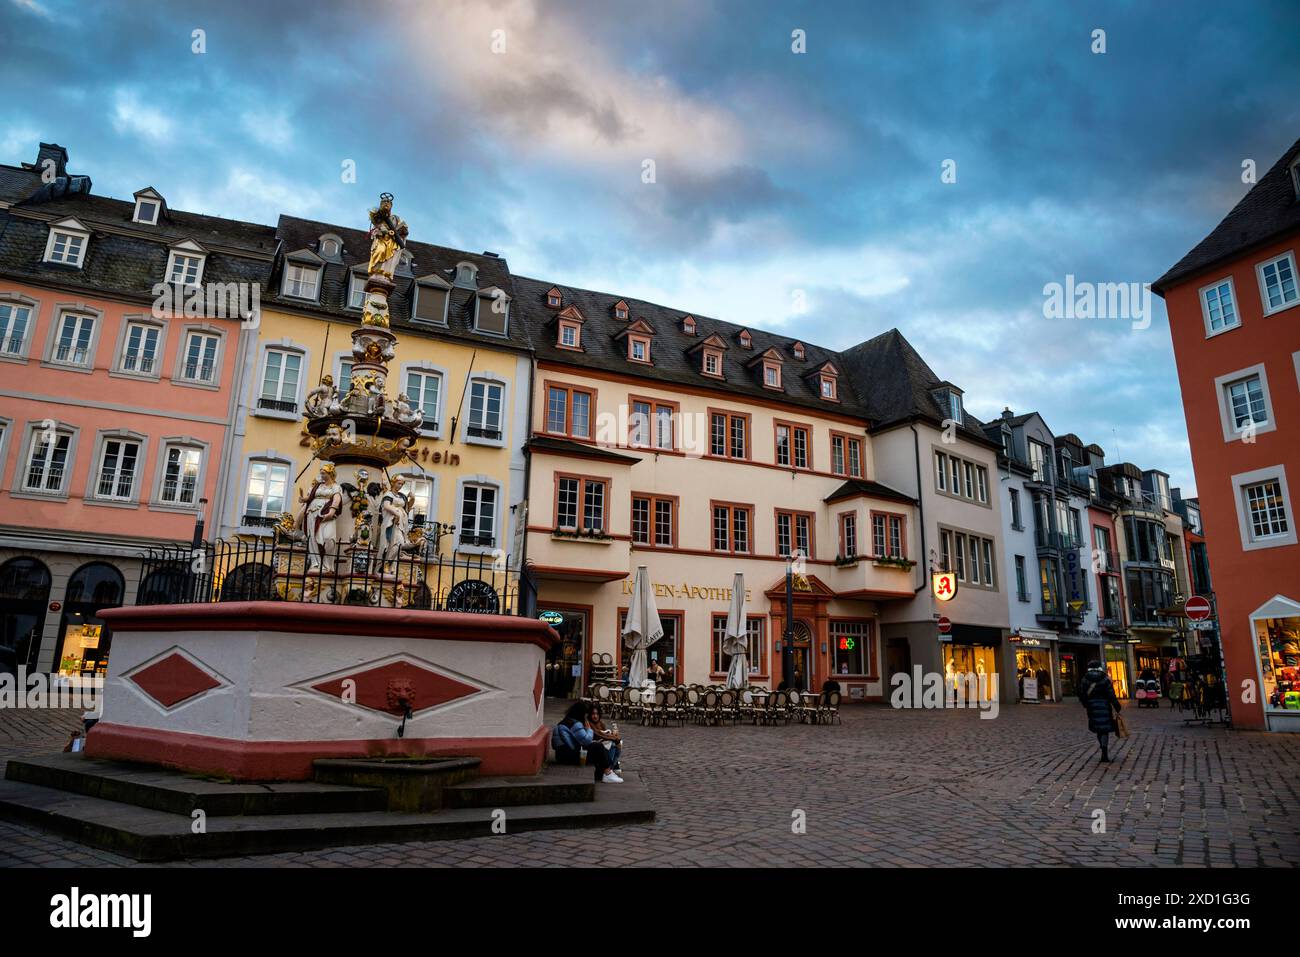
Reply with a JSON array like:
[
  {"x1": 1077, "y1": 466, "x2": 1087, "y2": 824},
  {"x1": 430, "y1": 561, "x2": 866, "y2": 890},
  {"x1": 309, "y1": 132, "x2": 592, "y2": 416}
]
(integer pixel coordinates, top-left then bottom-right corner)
[
  {"x1": 459, "y1": 483, "x2": 497, "y2": 547},
  {"x1": 466, "y1": 379, "x2": 503, "y2": 441},
  {"x1": 282, "y1": 262, "x2": 321, "y2": 299},
  {"x1": 259, "y1": 349, "x2": 302, "y2": 413},
  {"x1": 0, "y1": 301, "x2": 32, "y2": 356},
  {"x1": 181, "y1": 331, "x2": 219, "y2": 383},
  {"x1": 401, "y1": 476, "x2": 434, "y2": 526},
  {"x1": 45, "y1": 227, "x2": 87, "y2": 266},
  {"x1": 243, "y1": 460, "x2": 290, "y2": 525},
  {"x1": 1226, "y1": 374, "x2": 1268, "y2": 431},
  {"x1": 23, "y1": 429, "x2": 71, "y2": 494},
  {"x1": 347, "y1": 273, "x2": 366, "y2": 310},
  {"x1": 405, "y1": 368, "x2": 442, "y2": 432},
  {"x1": 556, "y1": 476, "x2": 606, "y2": 533},
  {"x1": 560, "y1": 324, "x2": 578, "y2": 348},
  {"x1": 1258, "y1": 252, "x2": 1298, "y2": 314},
  {"x1": 712, "y1": 615, "x2": 765, "y2": 676},
  {"x1": 120, "y1": 322, "x2": 161, "y2": 374},
  {"x1": 52, "y1": 312, "x2": 95, "y2": 366},
  {"x1": 94, "y1": 437, "x2": 141, "y2": 501},
  {"x1": 158, "y1": 444, "x2": 202, "y2": 506},
  {"x1": 1199, "y1": 278, "x2": 1238, "y2": 334},
  {"x1": 1243, "y1": 479, "x2": 1289, "y2": 541},
  {"x1": 166, "y1": 250, "x2": 204, "y2": 287},
  {"x1": 133, "y1": 196, "x2": 160, "y2": 225}
]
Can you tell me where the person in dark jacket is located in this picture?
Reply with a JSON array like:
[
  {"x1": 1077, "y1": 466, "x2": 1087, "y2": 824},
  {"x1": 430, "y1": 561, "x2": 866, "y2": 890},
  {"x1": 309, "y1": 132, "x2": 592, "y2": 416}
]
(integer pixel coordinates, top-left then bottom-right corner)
[{"x1": 1078, "y1": 660, "x2": 1121, "y2": 762}]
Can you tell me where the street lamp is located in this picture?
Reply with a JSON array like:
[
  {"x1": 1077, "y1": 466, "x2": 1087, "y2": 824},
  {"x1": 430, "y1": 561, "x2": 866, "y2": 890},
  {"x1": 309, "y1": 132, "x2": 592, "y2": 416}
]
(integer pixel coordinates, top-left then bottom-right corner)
[{"x1": 192, "y1": 497, "x2": 208, "y2": 548}]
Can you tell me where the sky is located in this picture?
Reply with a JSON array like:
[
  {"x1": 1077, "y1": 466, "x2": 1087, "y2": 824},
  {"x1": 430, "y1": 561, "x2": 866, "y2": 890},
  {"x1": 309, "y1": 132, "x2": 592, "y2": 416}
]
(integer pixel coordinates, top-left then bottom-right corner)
[{"x1": 3, "y1": 0, "x2": 1299, "y2": 496}]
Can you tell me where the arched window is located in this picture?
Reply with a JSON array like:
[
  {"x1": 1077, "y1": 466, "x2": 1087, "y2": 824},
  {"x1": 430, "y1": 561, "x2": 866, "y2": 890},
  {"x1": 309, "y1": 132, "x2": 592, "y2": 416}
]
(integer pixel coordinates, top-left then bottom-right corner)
[
  {"x1": 139, "y1": 564, "x2": 196, "y2": 605},
  {"x1": 219, "y1": 563, "x2": 277, "y2": 602},
  {"x1": 0, "y1": 557, "x2": 52, "y2": 600},
  {"x1": 65, "y1": 562, "x2": 125, "y2": 606},
  {"x1": 0, "y1": 558, "x2": 52, "y2": 673}
]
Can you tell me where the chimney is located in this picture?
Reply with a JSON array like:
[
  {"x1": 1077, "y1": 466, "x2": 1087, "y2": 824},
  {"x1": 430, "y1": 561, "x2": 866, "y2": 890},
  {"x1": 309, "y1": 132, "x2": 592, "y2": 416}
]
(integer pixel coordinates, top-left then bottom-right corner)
[
  {"x1": 35, "y1": 143, "x2": 68, "y2": 180},
  {"x1": 1001, "y1": 407, "x2": 1013, "y2": 421}
]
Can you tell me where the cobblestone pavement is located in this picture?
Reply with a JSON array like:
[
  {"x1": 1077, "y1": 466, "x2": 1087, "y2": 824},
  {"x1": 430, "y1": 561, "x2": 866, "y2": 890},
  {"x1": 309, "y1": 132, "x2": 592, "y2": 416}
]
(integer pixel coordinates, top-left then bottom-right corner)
[{"x1": 1, "y1": 700, "x2": 1297, "y2": 867}]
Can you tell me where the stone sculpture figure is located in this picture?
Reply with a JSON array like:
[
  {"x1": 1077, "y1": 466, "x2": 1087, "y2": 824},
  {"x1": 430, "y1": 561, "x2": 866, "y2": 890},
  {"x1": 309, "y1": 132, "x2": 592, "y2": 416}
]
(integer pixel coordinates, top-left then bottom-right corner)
[
  {"x1": 393, "y1": 393, "x2": 424, "y2": 427},
  {"x1": 298, "y1": 463, "x2": 344, "y2": 570},
  {"x1": 377, "y1": 476, "x2": 412, "y2": 571},
  {"x1": 305, "y1": 374, "x2": 336, "y2": 418}
]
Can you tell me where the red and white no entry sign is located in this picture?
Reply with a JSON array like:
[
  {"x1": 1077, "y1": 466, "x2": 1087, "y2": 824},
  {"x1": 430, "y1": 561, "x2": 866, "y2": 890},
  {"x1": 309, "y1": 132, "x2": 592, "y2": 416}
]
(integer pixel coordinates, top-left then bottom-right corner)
[
  {"x1": 1184, "y1": 595, "x2": 1212, "y2": 621},
  {"x1": 937, "y1": 616, "x2": 952, "y2": 634}
]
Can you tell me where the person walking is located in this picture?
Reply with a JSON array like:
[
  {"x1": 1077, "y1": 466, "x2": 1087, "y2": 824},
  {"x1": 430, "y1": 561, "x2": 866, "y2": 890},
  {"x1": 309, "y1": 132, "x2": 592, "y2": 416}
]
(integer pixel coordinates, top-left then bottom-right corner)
[{"x1": 1078, "y1": 659, "x2": 1122, "y2": 763}]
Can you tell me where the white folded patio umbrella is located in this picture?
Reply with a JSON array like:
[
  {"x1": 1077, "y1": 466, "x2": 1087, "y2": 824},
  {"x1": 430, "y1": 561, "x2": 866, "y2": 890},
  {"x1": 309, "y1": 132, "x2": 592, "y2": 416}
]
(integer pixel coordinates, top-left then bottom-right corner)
[
  {"x1": 723, "y1": 572, "x2": 749, "y2": 689},
  {"x1": 622, "y1": 565, "x2": 663, "y2": 688}
]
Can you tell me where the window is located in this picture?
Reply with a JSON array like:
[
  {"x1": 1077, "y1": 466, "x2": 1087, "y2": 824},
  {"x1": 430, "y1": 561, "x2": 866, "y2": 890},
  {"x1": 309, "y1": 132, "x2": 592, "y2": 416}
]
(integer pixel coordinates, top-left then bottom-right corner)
[
  {"x1": 619, "y1": 610, "x2": 683, "y2": 682},
  {"x1": 406, "y1": 369, "x2": 443, "y2": 433},
  {"x1": 546, "y1": 384, "x2": 592, "y2": 438},
  {"x1": 243, "y1": 460, "x2": 289, "y2": 524},
  {"x1": 982, "y1": 538, "x2": 994, "y2": 585},
  {"x1": 631, "y1": 494, "x2": 675, "y2": 547},
  {"x1": 871, "y1": 513, "x2": 905, "y2": 559},
  {"x1": 935, "y1": 451, "x2": 948, "y2": 491},
  {"x1": 412, "y1": 282, "x2": 449, "y2": 324},
  {"x1": 976, "y1": 466, "x2": 988, "y2": 503},
  {"x1": 708, "y1": 411, "x2": 747, "y2": 459},
  {"x1": 1244, "y1": 479, "x2": 1289, "y2": 540},
  {"x1": 615, "y1": 302, "x2": 630, "y2": 321},
  {"x1": 832, "y1": 434, "x2": 863, "y2": 475},
  {"x1": 348, "y1": 273, "x2": 367, "y2": 310},
  {"x1": 339, "y1": 359, "x2": 354, "y2": 396},
  {"x1": 401, "y1": 477, "x2": 434, "y2": 526},
  {"x1": 628, "y1": 336, "x2": 650, "y2": 362},
  {"x1": 320, "y1": 236, "x2": 340, "y2": 258},
  {"x1": 712, "y1": 504, "x2": 751, "y2": 553},
  {"x1": 703, "y1": 350, "x2": 721, "y2": 376},
  {"x1": 559, "y1": 322, "x2": 579, "y2": 348},
  {"x1": 630, "y1": 398, "x2": 674, "y2": 450},
  {"x1": 52, "y1": 312, "x2": 95, "y2": 367},
  {"x1": 955, "y1": 535, "x2": 966, "y2": 580},
  {"x1": 0, "y1": 301, "x2": 32, "y2": 357},
  {"x1": 940, "y1": 529, "x2": 951, "y2": 571},
  {"x1": 739, "y1": 330, "x2": 752, "y2": 349},
  {"x1": 1014, "y1": 555, "x2": 1029, "y2": 601},
  {"x1": 950, "y1": 456, "x2": 961, "y2": 493},
  {"x1": 459, "y1": 484, "x2": 497, "y2": 547},
  {"x1": 159, "y1": 444, "x2": 202, "y2": 506},
  {"x1": 793, "y1": 342, "x2": 805, "y2": 360},
  {"x1": 133, "y1": 197, "x2": 159, "y2": 225},
  {"x1": 282, "y1": 262, "x2": 320, "y2": 299},
  {"x1": 820, "y1": 376, "x2": 836, "y2": 400},
  {"x1": 556, "y1": 476, "x2": 606, "y2": 533},
  {"x1": 259, "y1": 349, "x2": 302, "y2": 413},
  {"x1": 454, "y1": 262, "x2": 478, "y2": 289},
  {"x1": 119, "y1": 322, "x2": 160, "y2": 374},
  {"x1": 24, "y1": 430, "x2": 71, "y2": 493},
  {"x1": 1199, "y1": 278, "x2": 1238, "y2": 335},
  {"x1": 467, "y1": 379, "x2": 504, "y2": 441},
  {"x1": 964, "y1": 462, "x2": 974, "y2": 498},
  {"x1": 763, "y1": 362, "x2": 781, "y2": 388},
  {"x1": 45, "y1": 227, "x2": 87, "y2": 266},
  {"x1": 776, "y1": 511, "x2": 812, "y2": 559},
  {"x1": 830, "y1": 621, "x2": 870, "y2": 677},
  {"x1": 546, "y1": 288, "x2": 562, "y2": 308},
  {"x1": 712, "y1": 615, "x2": 766, "y2": 677},
  {"x1": 1027, "y1": 440, "x2": 1048, "y2": 482},
  {"x1": 839, "y1": 512, "x2": 858, "y2": 559},
  {"x1": 1009, "y1": 488, "x2": 1022, "y2": 529},
  {"x1": 181, "y1": 331, "x2": 219, "y2": 383},
  {"x1": 1226, "y1": 374, "x2": 1268, "y2": 431},
  {"x1": 166, "y1": 250, "x2": 203, "y2": 287},
  {"x1": 775, "y1": 423, "x2": 809, "y2": 469},
  {"x1": 94, "y1": 437, "x2": 141, "y2": 501},
  {"x1": 1093, "y1": 525, "x2": 1112, "y2": 570},
  {"x1": 1257, "y1": 251, "x2": 1298, "y2": 314}
]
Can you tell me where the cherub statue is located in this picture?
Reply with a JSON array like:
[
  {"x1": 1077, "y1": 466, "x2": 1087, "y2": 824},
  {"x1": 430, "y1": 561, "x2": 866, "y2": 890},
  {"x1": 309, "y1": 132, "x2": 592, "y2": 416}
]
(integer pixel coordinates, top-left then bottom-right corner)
[
  {"x1": 304, "y1": 374, "x2": 336, "y2": 418},
  {"x1": 273, "y1": 511, "x2": 303, "y2": 545},
  {"x1": 393, "y1": 393, "x2": 424, "y2": 427},
  {"x1": 365, "y1": 374, "x2": 387, "y2": 416}
]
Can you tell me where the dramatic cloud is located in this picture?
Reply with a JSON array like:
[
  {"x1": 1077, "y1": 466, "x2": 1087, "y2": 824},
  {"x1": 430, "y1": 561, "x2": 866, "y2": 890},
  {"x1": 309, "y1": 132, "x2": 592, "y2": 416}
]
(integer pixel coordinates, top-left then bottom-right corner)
[{"x1": 3, "y1": 0, "x2": 1299, "y2": 494}]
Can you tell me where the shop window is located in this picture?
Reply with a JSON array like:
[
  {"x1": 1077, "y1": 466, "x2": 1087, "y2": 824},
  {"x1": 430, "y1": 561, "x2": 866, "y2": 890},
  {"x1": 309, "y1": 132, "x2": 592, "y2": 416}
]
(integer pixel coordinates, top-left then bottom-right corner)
[
  {"x1": 619, "y1": 610, "x2": 683, "y2": 684},
  {"x1": 942, "y1": 644, "x2": 997, "y2": 704},
  {"x1": 0, "y1": 557, "x2": 52, "y2": 673},
  {"x1": 1255, "y1": 606, "x2": 1300, "y2": 712},
  {"x1": 55, "y1": 562, "x2": 124, "y2": 680},
  {"x1": 711, "y1": 614, "x2": 765, "y2": 677},
  {"x1": 830, "y1": 620, "x2": 871, "y2": 677}
]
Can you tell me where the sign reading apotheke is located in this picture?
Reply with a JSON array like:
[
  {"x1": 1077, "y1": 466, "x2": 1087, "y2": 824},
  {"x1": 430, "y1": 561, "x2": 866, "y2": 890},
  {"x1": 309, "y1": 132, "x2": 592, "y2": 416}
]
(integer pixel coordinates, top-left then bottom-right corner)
[{"x1": 619, "y1": 579, "x2": 752, "y2": 602}]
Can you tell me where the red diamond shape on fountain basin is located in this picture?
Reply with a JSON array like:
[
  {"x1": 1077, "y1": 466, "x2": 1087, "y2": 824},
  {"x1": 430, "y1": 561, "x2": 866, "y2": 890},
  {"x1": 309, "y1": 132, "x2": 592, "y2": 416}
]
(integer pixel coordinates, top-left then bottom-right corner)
[
  {"x1": 534, "y1": 665, "x2": 544, "y2": 711},
  {"x1": 313, "y1": 660, "x2": 480, "y2": 716},
  {"x1": 129, "y1": 653, "x2": 222, "y2": 708}
]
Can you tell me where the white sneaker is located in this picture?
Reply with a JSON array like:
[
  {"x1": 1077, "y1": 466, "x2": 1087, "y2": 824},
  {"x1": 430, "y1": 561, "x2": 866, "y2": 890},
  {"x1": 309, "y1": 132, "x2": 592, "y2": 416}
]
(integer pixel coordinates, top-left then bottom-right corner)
[{"x1": 602, "y1": 771, "x2": 624, "y2": 783}]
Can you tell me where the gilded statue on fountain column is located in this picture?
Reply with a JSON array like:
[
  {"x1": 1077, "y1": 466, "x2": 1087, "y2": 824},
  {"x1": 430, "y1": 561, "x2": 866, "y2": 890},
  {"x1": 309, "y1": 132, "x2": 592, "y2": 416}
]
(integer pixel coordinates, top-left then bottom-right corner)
[{"x1": 367, "y1": 192, "x2": 408, "y2": 279}]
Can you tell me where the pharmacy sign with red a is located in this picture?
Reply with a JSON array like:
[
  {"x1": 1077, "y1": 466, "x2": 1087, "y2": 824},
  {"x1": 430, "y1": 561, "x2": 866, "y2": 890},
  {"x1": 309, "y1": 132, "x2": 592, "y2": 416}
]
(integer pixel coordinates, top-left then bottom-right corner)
[{"x1": 932, "y1": 571, "x2": 958, "y2": 602}]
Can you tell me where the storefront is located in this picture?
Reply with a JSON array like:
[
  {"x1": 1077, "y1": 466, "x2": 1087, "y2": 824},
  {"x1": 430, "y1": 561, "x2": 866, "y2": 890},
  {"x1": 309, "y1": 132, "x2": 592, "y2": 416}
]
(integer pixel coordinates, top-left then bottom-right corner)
[
  {"x1": 1057, "y1": 632, "x2": 1106, "y2": 697},
  {"x1": 939, "y1": 625, "x2": 1004, "y2": 704},
  {"x1": 1011, "y1": 629, "x2": 1057, "y2": 702},
  {"x1": 538, "y1": 604, "x2": 590, "y2": 699},
  {"x1": 53, "y1": 562, "x2": 125, "y2": 683},
  {"x1": 0, "y1": 557, "x2": 52, "y2": 674},
  {"x1": 1250, "y1": 595, "x2": 1300, "y2": 732},
  {"x1": 1103, "y1": 643, "x2": 1131, "y2": 698}
]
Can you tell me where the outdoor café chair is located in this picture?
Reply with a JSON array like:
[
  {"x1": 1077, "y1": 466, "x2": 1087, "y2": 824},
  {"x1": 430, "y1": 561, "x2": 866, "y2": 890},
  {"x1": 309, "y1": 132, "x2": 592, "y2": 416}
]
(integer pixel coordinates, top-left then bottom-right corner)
[{"x1": 819, "y1": 690, "x2": 842, "y2": 725}]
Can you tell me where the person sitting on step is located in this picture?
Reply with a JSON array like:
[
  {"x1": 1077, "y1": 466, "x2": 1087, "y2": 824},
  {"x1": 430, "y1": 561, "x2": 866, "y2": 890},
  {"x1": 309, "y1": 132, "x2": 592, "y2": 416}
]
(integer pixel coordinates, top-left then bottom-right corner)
[{"x1": 552, "y1": 701, "x2": 622, "y2": 783}]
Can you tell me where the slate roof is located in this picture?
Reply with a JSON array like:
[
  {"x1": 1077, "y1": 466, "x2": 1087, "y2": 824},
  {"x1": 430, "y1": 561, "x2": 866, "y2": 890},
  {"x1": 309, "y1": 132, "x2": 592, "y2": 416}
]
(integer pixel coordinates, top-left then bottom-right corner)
[
  {"x1": 525, "y1": 435, "x2": 642, "y2": 464},
  {"x1": 0, "y1": 184, "x2": 276, "y2": 303},
  {"x1": 1153, "y1": 135, "x2": 1300, "y2": 294},
  {"x1": 823, "y1": 478, "x2": 917, "y2": 506},
  {"x1": 515, "y1": 275, "x2": 869, "y2": 418},
  {"x1": 0, "y1": 165, "x2": 42, "y2": 207},
  {"x1": 837, "y1": 328, "x2": 997, "y2": 447},
  {"x1": 265, "y1": 215, "x2": 532, "y2": 355}
]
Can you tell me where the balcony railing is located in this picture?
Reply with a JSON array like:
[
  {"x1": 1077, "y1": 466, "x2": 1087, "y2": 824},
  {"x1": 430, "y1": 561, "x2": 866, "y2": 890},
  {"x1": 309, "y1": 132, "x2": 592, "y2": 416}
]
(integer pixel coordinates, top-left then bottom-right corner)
[
  {"x1": 459, "y1": 532, "x2": 496, "y2": 548},
  {"x1": 184, "y1": 361, "x2": 215, "y2": 382},
  {"x1": 121, "y1": 353, "x2": 155, "y2": 373},
  {"x1": 242, "y1": 513, "x2": 280, "y2": 528},
  {"x1": 54, "y1": 344, "x2": 89, "y2": 365},
  {"x1": 1034, "y1": 529, "x2": 1081, "y2": 550},
  {"x1": 257, "y1": 396, "x2": 298, "y2": 414},
  {"x1": 467, "y1": 425, "x2": 502, "y2": 441},
  {"x1": 0, "y1": 335, "x2": 24, "y2": 355}
]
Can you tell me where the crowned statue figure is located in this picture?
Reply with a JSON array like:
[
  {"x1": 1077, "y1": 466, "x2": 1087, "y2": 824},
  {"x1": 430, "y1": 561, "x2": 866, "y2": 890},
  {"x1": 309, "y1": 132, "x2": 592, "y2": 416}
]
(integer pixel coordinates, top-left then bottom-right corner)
[
  {"x1": 298, "y1": 463, "x2": 344, "y2": 570},
  {"x1": 367, "y1": 192, "x2": 408, "y2": 279}
]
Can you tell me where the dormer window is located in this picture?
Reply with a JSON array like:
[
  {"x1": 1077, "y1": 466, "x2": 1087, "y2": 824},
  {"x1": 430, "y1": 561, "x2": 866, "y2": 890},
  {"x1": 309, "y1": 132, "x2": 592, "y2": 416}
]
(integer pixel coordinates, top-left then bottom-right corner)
[
  {"x1": 933, "y1": 385, "x2": 963, "y2": 423},
  {"x1": 166, "y1": 241, "x2": 206, "y2": 287},
  {"x1": 792, "y1": 342, "x2": 805, "y2": 360},
  {"x1": 475, "y1": 287, "x2": 511, "y2": 336},
  {"x1": 132, "y1": 188, "x2": 164, "y2": 225},
  {"x1": 559, "y1": 322, "x2": 580, "y2": 348},
  {"x1": 43, "y1": 218, "x2": 90, "y2": 267},
  {"x1": 412, "y1": 274, "x2": 451, "y2": 324},
  {"x1": 703, "y1": 350, "x2": 722, "y2": 376},
  {"x1": 692, "y1": 333, "x2": 728, "y2": 379},
  {"x1": 546, "y1": 287, "x2": 563, "y2": 308},
  {"x1": 454, "y1": 262, "x2": 479, "y2": 289},
  {"x1": 318, "y1": 233, "x2": 344, "y2": 260},
  {"x1": 738, "y1": 330, "x2": 752, "y2": 349},
  {"x1": 613, "y1": 300, "x2": 629, "y2": 320},
  {"x1": 682, "y1": 315, "x2": 696, "y2": 335},
  {"x1": 820, "y1": 376, "x2": 836, "y2": 400},
  {"x1": 1291, "y1": 156, "x2": 1300, "y2": 199},
  {"x1": 282, "y1": 262, "x2": 321, "y2": 300},
  {"x1": 629, "y1": 336, "x2": 650, "y2": 362},
  {"x1": 811, "y1": 361, "x2": 839, "y2": 402},
  {"x1": 764, "y1": 363, "x2": 781, "y2": 389}
]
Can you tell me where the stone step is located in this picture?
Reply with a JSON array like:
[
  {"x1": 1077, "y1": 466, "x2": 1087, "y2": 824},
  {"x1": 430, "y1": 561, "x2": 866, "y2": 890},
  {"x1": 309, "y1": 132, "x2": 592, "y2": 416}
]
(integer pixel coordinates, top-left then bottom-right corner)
[
  {"x1": 312, "y1": 756, "x2": 482, "y2": 812},
  {"x1": 4, "y1": 754, "x2": 387, "y2": 816},
  {"x1": 0, "y1": 774, "x2": 655, "y2": 862},
  {"x1": 442, "y1": 767, "x2": 595, "y2": 809}
]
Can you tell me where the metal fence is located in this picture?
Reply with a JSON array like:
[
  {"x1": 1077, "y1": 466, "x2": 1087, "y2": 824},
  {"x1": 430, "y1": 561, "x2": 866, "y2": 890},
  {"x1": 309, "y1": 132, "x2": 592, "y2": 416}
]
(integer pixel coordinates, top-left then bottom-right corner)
[{"x1": 137, "y1": 537, "x2": 523, "y2": 615}]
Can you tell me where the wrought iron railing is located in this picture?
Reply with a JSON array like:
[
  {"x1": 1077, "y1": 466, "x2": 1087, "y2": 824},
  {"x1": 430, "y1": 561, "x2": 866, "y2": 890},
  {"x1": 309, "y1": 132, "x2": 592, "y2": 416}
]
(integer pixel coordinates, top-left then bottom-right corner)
[{"x1": 137, "y1": 538, "x2": 522, "y2": 615}]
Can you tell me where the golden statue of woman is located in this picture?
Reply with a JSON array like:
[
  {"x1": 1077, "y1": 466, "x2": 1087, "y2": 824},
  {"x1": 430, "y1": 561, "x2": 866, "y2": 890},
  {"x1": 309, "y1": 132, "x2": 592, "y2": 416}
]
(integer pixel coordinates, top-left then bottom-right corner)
[{"x1": 367, "y1": 192, "x2": 408, "y2": 278}]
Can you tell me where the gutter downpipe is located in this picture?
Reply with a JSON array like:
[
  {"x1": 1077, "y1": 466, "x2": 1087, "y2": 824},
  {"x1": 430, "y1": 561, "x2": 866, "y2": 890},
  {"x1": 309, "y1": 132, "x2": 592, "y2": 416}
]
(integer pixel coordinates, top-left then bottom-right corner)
[{"x1": 911, "y1": 424, "x2": 928, "y2": 595}]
